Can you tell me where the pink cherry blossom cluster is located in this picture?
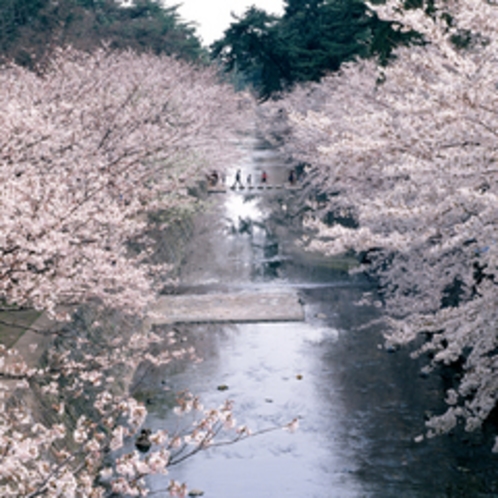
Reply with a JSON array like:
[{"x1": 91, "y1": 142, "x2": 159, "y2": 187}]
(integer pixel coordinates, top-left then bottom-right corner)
[{"x1": 0, "y1": 312, "x2": 184, "y2": 496}]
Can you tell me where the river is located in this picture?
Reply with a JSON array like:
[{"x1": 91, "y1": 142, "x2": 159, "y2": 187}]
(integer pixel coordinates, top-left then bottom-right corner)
[{"x1": 134, "y1": 136, "x2": 498, "y2": 497}]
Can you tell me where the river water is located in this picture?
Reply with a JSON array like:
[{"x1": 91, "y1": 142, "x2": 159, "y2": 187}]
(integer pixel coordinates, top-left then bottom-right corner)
[{"x1": 136, "y1": 136, "x2": 498, "y2": 497}]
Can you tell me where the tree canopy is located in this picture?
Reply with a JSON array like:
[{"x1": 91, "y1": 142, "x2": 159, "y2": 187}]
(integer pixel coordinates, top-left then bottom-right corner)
[
  {"x1": 259, "y1": 0, "x2": 498, "y2": 448},
  {"x1": 0, "y1": 48, "x2": 254, "y2": 496},
  {"x1": 0, "y1": 0, "x2": 205, "y2": 68},
  {"x1": 211, "y1": 0, "x2": 420, "y2": 99},
  {"x1": 0, "y1": 47, "x2": 247, "y2": 315}
]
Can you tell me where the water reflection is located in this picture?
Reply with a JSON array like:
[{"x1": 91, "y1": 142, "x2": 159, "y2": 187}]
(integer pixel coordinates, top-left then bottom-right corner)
[
  {"x1": 147, "y1": 322, "x2": 367, "y2": 498},
  {"x1": 139, "y1": 138, "x2": 498, "y2": 497},
  {"x1": 224, "y1": 194, "x2": 263, "y2": 229}
]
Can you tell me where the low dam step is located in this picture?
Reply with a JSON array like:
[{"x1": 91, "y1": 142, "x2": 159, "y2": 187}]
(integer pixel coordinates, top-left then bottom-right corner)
[{"x1": 148, "y1": 290, "x2": 304, "y2": 325}]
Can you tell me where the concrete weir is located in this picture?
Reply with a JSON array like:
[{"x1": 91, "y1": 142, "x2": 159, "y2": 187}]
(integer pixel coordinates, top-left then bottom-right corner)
[{"x1": 147, "y1": 290, "x2": 304, "y2": 325}]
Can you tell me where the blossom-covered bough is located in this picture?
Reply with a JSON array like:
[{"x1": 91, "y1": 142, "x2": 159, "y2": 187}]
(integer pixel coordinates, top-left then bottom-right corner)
[
  {"x1": 0, "y1": 48, "x2": 299, "y2": 497},
  {"x1": 261, "y1": 0, "x2": 498, "y2": 448},
  {"x1": 1, "y1": 303, "x2": 294, "y2": 497}
]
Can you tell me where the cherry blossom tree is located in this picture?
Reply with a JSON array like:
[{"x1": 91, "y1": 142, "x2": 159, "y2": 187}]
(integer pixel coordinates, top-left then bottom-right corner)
[
  {"x1": 261, "y1": 0, "x2": 498, "y2": 446},
  {"x1": 0, "y1": 47, "x2": 279, "y2": 496},
  {"x1": 0, "y1": 47, "x2": 249, "y2": 317},
  {"x1": 1, "y1": 305, "x2": 297, "y2": 497}
]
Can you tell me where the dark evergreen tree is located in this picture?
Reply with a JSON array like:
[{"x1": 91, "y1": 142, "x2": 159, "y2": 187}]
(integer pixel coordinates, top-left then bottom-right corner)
[
  {"x1": 0, "y1": 0, "x2": 205, "y2": 68},
  {"x1": 211, "y1": 0, "x2": 420, "y2": 99},
  {"x1": 281, "y1": 0, "x2": 371, "y2": 82},
  {"x1": 211, "y1": 7, "x2": 291, "y2": 98}
]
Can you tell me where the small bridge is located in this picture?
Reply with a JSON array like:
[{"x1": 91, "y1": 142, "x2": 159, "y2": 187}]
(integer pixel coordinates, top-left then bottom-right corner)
[
  {"x1": 147, "y1": 290, "x2": 304, "y2": 325},
  {"x1": 207, "y1": 184, "x2": 302, "y2": 194}
]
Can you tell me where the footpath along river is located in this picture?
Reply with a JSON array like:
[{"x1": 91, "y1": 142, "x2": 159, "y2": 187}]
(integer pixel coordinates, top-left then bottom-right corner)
[{"x1": 137, "y1": 136, "x2": 498, "y2": 497}]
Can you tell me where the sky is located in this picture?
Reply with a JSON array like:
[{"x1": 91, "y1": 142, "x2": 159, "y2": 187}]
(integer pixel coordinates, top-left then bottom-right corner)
[{"x1": 176, "y1": 0, "x2": 284, "y2": 46}]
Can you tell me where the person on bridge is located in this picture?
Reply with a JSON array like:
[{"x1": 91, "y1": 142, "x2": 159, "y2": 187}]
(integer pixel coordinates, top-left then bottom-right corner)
[
  {"x1": 233, "y1": 169, "x2": 243, "y2": 188},
  {"x1": 208, "y1": 170, "x2": 219, "y2": 186},
  {"x1": 261, "y1": 170, "x2": 268, "y2": 184}
]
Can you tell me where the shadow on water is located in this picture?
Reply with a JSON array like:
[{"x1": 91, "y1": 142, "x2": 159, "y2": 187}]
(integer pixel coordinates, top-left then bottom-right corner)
[{"x1": 136, "y1": 136, "x2": 498, "y2": 498}]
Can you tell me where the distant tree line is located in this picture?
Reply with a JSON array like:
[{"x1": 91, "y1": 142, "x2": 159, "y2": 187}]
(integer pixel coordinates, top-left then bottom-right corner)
[
  {"x1": 0, "y1": 0, "x2": 205, "y2": 68},
  {"x1": 211, "y1": 0, "x2": 422, "y2": 99}
]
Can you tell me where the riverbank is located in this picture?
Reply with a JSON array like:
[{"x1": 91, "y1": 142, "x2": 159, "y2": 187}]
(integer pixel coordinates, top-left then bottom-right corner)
[
  {"x1": 0, "y1": 310, "x2": 54, "y2": 396},
  {"x1": 0, "y1": 198, "x2": 202, "y2": 356}
]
